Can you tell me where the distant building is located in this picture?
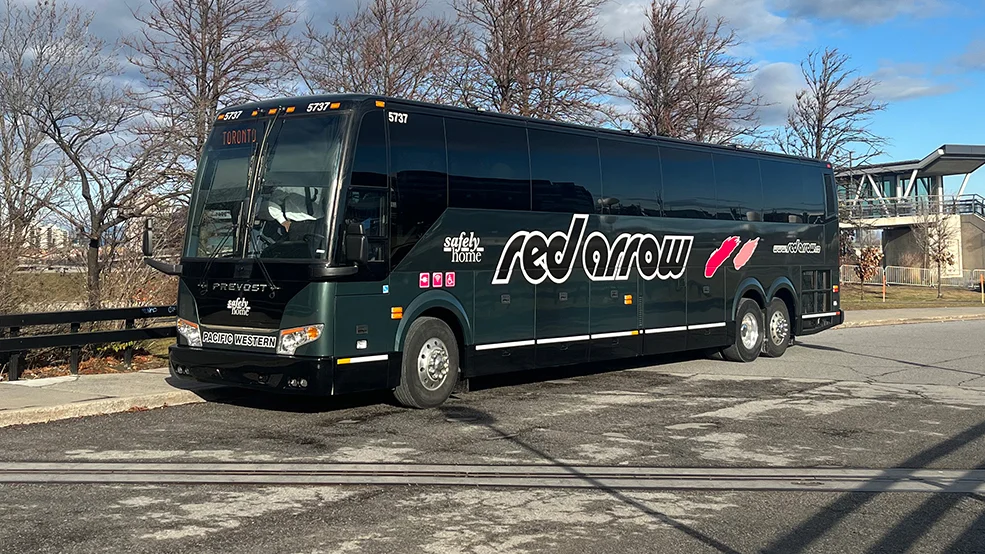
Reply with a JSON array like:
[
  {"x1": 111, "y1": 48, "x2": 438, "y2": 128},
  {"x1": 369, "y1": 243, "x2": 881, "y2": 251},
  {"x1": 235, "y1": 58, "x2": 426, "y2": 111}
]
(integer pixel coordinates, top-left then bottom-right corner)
[
  {"x1": 836, "y1": 145, "x2": 985, "y2": 274},
  {"x1": 25, "y1": 224, "x2": 72, "y2": 251}
]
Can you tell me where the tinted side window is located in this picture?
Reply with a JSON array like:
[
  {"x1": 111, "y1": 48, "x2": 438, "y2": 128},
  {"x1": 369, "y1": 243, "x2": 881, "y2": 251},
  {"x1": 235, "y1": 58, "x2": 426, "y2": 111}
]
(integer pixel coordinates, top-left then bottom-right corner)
[
  {"x1": 760, "y1": 160, "x2": 803, "y2": 223},
  {"x1": 350, "y1": 110, "x2": 386, "y2": 188},
  {"x1": 802, "y1": 167, "x2": 827, "y2": 223},
  {"x1": 713, "y1": 153, "x2": 763, "y2": 221},
  {"x1": 599, "y1": 139, "x2": 661, "y2": 216},
  {"x1": 660, "y1": 146, "x2": 716, "y2": 219},
  {"x1": 529, "y1": 129, "x2": 600, "y2": 213},
  {"x1": 446, "y1": 118, "x2": 530, "y2": 211},
  {"x1": 389, "y1": 112, "x2": 447, "y2": 267},
  {"x1": 823, "y1": 173, "x2": 837, "y2": 219}
]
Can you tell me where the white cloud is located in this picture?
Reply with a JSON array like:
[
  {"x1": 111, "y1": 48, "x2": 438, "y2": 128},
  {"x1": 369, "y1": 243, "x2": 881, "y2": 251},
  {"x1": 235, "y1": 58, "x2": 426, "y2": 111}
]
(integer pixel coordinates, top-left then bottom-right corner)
[
  {"x1": 869, "y1": 62, "x2": 957, "y2": 101},
  {"x1": 957, "y1": 39, "x2": 985, "y2": 70},
  {"x1": 751, "y1": 61, "x2": 802, "y2": 126},
  {"x1": 769, "y1": 0, "x2": 946, "y2": 24}
]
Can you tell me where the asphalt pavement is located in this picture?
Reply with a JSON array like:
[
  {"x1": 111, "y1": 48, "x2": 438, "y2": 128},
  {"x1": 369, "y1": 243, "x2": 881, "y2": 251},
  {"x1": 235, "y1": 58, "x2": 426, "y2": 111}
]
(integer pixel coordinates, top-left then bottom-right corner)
[{"x1": 2, "y1": 320, "x2": 985, "y2": 553}]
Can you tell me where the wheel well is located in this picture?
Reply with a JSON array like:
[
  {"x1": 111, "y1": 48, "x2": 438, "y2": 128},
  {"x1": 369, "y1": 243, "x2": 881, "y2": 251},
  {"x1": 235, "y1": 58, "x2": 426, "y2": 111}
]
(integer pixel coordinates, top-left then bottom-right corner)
[
  {"x1": 741, "y1": 288, "x2": 766, "y2": 310},
  {"x1": 772, "y1": 287, "x2": 797, "y2": 326},
  {"x1": 419, "y1": 307, "x2": 465, "y2": 364}
]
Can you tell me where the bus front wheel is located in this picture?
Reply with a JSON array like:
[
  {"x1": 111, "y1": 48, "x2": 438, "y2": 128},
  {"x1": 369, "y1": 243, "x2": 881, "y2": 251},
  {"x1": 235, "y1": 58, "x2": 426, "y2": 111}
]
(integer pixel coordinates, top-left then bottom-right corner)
[
  {"x1": 721, "y1": 298, "x2": 763, "y2": 363},
  {"x1": 393, "y1": 317, "x2": 460, "y2": 409}
]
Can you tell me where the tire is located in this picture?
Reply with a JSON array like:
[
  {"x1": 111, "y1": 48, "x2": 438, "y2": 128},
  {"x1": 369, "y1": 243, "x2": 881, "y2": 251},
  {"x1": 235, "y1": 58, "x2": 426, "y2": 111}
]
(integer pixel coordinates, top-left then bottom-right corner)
[
  {"x1": 763, "y1": 298, "x2": 790, "y2": 358},
  {"x1": 393, "y1": 317, "x2": 459, "y2": 409},
  {"x1": 721, "y1": 298, "x2": 763, "y2": 363}
]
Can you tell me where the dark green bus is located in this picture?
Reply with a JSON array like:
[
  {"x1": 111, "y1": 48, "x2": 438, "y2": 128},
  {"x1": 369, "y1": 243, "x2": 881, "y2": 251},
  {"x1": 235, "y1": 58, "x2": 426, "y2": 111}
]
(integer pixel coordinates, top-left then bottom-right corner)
[{"x1": 145, "y1": 94, "x2": 843, "y2": 408}]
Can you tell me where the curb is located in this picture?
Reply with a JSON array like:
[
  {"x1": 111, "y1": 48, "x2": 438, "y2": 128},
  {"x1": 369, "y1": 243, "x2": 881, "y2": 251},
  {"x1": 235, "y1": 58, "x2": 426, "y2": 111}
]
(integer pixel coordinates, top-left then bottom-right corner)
[
  {"x1": 837, "y1": 313, "x2": 985, "y2": 329},
  {"x1": 0, "y1": 389, "x2": 216, "y2": 428}
]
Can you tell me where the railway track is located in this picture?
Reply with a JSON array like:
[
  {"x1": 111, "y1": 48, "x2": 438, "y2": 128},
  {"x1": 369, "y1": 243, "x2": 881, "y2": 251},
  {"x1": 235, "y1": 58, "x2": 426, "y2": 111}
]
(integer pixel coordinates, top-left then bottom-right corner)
[{"x1": 4, "y1": 462, "x2": 985, "y2": 493}]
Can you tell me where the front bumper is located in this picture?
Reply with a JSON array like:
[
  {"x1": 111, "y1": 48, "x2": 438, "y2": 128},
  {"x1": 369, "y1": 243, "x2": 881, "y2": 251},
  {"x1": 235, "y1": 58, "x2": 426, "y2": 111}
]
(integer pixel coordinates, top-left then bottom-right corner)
[
  {"x1": 168, "y1": 345, "x2": 396, "y2": 396},
  {"x1": 169, "y1": 345, "x2": 334, "y2": 394}
]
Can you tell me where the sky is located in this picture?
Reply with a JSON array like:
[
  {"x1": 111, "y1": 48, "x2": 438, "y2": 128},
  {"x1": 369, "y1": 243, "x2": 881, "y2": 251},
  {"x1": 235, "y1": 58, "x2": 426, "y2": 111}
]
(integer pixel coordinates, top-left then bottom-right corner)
[{"x1": 28, "y1": 0, "x2": 985, "y2": 194}]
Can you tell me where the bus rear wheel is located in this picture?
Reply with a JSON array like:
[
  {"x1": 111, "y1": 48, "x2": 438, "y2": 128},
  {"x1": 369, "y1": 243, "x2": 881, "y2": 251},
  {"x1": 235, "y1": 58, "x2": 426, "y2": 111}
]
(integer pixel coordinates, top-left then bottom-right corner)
[
  {"x1": 763, "y1": 298, "x2": 790, "y2": 358},
  {"x1": 393, "y1": 317, "x2": 459, "y2": 409},
  {"x1": 721, "y1": 298, "x2": 763, "y2": 363}
]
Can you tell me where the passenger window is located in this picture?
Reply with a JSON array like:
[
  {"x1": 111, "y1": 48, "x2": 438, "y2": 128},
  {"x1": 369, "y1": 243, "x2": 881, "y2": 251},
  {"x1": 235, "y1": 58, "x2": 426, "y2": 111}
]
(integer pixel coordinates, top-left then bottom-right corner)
[
  {"x1": 350, "y1": 110, "x2": 387, "y2": 188},
  {"x1": 389, "y1": 112, "x2": 447, "y2": 268},
  {"x1": 713, "y1": 153, "x2": 763, "y2": 221},
  {"x1": 760, "y1": 160, "x2": 803, "y2": 223},
  {"x1": 802, "y1": 167, "x2": 827, "y2": 224},
  {"x1": 446, "y1": 118, "x2": 531, "y2": 211},
  {"x1": 660, "y1": 146, "x2": 716, "y2": 219},
  {"x1": 598, "y1": 139, "x2": 661, "y2": 216},
  {"x1": 529, "y1": 128, "x2": 600, "y2": 213}
]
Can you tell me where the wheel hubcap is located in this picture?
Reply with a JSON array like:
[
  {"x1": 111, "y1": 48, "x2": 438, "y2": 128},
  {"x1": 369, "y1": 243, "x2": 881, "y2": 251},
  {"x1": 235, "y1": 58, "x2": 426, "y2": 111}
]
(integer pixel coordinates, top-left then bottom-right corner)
[
  {"x1": 417, "y1": 337, "x2": 450, "y2": 391},
  {"x1": 769, "y1": 311, "x2": 789, "y2": 346},
  {"x1": 740, "y1": 313, "x2": 760, "y2": 350}
]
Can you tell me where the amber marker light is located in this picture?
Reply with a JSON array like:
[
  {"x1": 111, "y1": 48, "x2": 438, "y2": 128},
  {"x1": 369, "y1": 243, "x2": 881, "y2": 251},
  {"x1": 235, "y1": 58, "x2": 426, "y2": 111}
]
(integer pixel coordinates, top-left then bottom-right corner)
[
  {"x1": 286, "y1": 106, "x2": 296, "y2": 113},
  {"x1": 391, "y1": 307, "x2": 403, "y2": 320},
  {"x1": 624, "y1": 294, "x2": 633, "y2": 305},
  {"x1": 216, "y1": 114, "x2": 225, "y2": 120},
  {"x1": 251, "y1": 110, "x2": 259, "y2": 116},
  {"x1": 330, "y1": 102, "x2": 341, "y2": 109},
  {"x1": 375, "y1": 100, "x2": 386, "y2": 108},
  {"x1": 832, "y1": 285, "x2": 839, "y2": 293},
  {"x1": 267, "y1": 108, "x2": 277, "y2": 115}
]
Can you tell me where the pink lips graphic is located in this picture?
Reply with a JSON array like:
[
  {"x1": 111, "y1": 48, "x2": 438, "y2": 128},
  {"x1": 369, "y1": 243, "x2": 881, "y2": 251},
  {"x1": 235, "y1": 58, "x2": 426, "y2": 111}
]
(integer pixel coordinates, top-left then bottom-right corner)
[{"x1": 732, "y1": 238, "x2": 760, "y2": 270}]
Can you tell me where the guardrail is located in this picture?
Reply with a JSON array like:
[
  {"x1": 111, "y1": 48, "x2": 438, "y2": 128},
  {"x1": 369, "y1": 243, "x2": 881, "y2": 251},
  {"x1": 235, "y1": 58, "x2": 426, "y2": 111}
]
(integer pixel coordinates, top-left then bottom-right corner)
[
  {"x1": 0, "y1": 305, "x2": 177, "y2": 381},
  {"x1": 841, "y1": 265, "x2": 985, "y2": 289}
]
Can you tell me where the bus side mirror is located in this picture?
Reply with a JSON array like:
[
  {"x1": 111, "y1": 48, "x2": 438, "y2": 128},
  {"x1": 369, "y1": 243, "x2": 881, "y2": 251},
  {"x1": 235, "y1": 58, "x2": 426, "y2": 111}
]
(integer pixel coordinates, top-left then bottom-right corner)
[
  {"x1": 345, "y1": 222, "x2": 369, "y2": 264},
  {"x1": 143, "y1": 219, "x2": 154, "y2": 257}
]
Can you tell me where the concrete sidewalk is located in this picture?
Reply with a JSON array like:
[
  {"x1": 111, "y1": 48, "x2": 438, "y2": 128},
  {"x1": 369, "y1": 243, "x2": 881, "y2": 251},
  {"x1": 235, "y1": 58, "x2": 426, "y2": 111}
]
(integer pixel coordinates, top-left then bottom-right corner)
[
  {"x1": 840, "y1": 306, "x2": 985, "y2": 328},
  {"x1": 2, "y1": 306, "x2": 985, "y2": 427},
  {"x1": 0, "y1": 368, "x2": 226, "y2": 428}
]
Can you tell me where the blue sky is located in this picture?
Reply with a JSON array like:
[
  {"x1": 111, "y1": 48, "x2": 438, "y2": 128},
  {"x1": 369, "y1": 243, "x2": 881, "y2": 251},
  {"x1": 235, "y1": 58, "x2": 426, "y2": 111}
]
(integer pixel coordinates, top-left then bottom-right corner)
[{"x1": 36, "y1": 0, "x2": 985, "y2": 194}]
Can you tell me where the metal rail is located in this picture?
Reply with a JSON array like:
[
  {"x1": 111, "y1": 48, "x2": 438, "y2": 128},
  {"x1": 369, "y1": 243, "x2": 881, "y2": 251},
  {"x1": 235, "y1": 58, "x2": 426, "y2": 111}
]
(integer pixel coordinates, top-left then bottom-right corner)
[
  {"x1": 0, "y1": 305, "x2": 177, "y2": 381},
  {"x1": 842, "y1": 194, "x2": 985, "y2": 220},
  {"x1": 4, "y1": 462, "x2": 985, "y2": 493}
]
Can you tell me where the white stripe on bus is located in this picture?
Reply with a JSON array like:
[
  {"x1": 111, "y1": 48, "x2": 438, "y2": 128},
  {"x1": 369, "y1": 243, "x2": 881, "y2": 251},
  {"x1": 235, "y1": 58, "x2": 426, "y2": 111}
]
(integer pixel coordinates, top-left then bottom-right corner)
[
  {"x1": 802, "y1": 312, "x2": 839, "y2": 319},
  {"x1": 337, "y1": 354, "x2": 389, "y2": 365},
  {"x1": 475, "y1": 340, "x2": 536, "y2": 351},
  {"x1": 591, "y1": 330, "x2": 639, "y2": 340},
  {"x1": 687, "y1": 322, "x2": 727, "y2": 330},
  {"x1": 536, "y1": 335, "x2": 591, "y2": 345},
  {"x1": 644, "y1": 326, "x2": 688, "y2": 334}
]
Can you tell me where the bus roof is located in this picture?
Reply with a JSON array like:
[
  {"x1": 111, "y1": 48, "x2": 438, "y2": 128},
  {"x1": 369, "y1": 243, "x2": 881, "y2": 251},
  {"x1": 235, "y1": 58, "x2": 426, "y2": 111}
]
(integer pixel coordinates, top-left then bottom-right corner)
[{"x1": 220, "y1": 93, "x2": 832, "y2": 168}]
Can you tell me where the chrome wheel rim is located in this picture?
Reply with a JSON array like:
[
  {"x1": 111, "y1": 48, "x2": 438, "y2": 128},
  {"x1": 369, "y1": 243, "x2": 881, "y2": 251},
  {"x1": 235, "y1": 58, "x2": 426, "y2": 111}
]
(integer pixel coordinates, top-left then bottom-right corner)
[
  {"x1": 740, "y1": 312, "x2": 760, "y2": 351},
  {"x1": 417, "y1": 337, "x2": 450, "y2": 391},
  {"x1": 769, "y1": 310, "x2": 789, "y2": 346}
]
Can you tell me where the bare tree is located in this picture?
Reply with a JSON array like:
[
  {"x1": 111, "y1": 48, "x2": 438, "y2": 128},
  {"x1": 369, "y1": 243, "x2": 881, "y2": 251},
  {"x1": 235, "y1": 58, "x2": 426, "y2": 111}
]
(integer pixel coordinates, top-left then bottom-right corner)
[
  {"x1": 912, "y1": 200, "x2": 958, "y2": 299},
  {"x1": 3, "y1": 0, "x2": 182, "y2": 309},
  {"x1": 774, "y1": 47, "x2": 887, "y2": 168},
  {"x1": 124, "y1": 0, "x2": 297, "y2": 172},
  {"x1": 620, "y1": 0, "x2": 763, "y2": 144},
  {"x1": 295, "y1": 0, "x2": 463, "y2": 103},
  {"x1": 452, "y1": 0, "x2": 617, "y2": 123},
  {"x1": 0, "y1": 0, "x2": 73, "y2": 312}
]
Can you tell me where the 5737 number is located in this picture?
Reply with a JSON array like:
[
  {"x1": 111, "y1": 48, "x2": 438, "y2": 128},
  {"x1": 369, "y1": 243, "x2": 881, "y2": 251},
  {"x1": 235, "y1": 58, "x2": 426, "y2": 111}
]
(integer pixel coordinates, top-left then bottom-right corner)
[{"x1": 388, "y1": 112, "x2": 409, "y2": 124}]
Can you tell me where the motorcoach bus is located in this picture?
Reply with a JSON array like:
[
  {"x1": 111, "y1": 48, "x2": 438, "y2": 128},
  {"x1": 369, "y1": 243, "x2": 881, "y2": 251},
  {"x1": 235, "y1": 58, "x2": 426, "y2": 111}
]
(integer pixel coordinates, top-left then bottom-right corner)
[{"x1": 144, "y1": 94, "x2": 843, "y2": 408}]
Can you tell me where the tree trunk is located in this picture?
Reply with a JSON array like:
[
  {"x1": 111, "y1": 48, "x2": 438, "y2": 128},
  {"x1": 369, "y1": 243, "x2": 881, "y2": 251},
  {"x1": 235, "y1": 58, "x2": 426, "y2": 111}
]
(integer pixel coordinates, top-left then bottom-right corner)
[
  {"x1": 86, "y1": 238, "x2": 101, "y2": 310},
  {"x1": 937, "y1": 264, "x2": 943, "y2": 299}
]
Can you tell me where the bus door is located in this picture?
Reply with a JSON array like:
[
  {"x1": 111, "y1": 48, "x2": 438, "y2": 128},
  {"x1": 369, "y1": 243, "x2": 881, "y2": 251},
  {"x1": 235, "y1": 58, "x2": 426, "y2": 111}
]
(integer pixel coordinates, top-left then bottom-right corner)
[{"x1": 687, "y1": 239, "x2": 728, "y2": 350}]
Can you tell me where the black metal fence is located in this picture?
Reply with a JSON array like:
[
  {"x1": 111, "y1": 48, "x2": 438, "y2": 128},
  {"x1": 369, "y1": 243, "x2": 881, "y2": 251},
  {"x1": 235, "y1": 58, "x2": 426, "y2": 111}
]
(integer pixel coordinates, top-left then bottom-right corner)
[{"x1": 0, "y1": 306, "x2": 177, "y2": 381}]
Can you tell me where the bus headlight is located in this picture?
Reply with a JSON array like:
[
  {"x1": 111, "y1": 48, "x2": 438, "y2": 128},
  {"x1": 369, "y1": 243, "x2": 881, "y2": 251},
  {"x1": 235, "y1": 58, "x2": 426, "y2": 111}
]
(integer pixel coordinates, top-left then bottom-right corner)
[
  {"x1": 176, "y1": 318, "x2": 202, "y2": 347},
  {"x1": 278, "y1": 324, "x2": 324, "y2": 355}
]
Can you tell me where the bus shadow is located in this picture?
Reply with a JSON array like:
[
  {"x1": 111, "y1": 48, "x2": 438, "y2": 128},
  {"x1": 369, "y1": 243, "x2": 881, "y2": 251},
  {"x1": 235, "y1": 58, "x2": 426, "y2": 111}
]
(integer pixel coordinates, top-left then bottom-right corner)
[
  {"x1": 206, "y1": 388, "x2": 396, "y2": 414},
  {"x1": 466, "y1": 350, "x2": 710, "y2": 392}
]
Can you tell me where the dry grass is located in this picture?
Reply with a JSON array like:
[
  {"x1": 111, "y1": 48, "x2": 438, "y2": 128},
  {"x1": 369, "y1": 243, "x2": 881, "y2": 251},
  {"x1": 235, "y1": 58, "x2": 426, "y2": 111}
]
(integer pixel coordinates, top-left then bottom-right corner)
[{"x1": 841, "y1": 283, "x2": 985, "y2": 310}]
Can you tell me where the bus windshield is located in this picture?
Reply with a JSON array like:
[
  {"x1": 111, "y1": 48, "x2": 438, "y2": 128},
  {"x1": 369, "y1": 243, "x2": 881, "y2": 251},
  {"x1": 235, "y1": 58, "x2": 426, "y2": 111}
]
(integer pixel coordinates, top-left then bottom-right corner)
[{"x1": 184, "y1": 114, "x2": 347, "y2": 260}]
